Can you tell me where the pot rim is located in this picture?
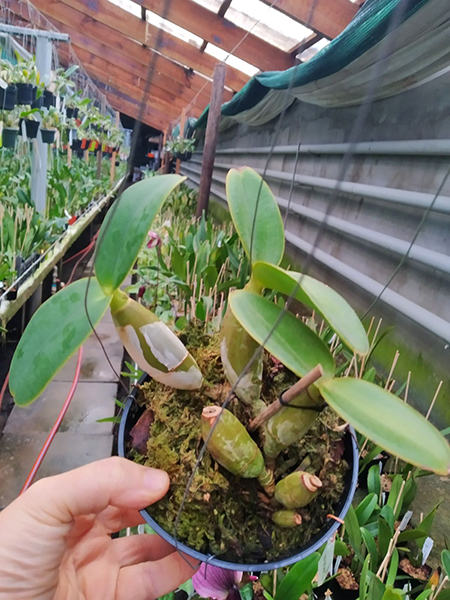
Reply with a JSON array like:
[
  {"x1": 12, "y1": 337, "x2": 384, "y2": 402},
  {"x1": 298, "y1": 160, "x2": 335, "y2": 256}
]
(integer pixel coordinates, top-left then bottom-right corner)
[{"x1": 118, "y1": 374, "x2": 359, "y2": 571}]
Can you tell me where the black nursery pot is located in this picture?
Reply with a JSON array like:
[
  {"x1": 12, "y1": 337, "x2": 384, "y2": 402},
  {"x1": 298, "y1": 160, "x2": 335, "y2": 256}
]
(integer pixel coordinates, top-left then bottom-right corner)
[
  {"x1": 41, "y1": 128, "x2": 56, "y2": 144},
  {"x1": 66, "y1": 107, "x2": 75, "y2": 119},
  {"x1": 0, "y1": 84, "x2": 18, "y2": 110},
  {"x1": 72, "y1": 138, "x2": 82, "y2": 151},
  {"x1": 16, "y1": 83, "x2": 35, "y2": 105},
  {"x1": 24, "y1": 119, "x2": 40, "y2": 139},
  {"x1": 2, "y1": 127, "x2": 19, "y2": 148},
  {"x1": 32, "y1": 96, "x2": 43, "y2": 109},
  {"x1": 119, "y1": 374, "x2": 359, "y2": 571},
  {"x1": 43, "y1": 90, "x2": 56, "y2": 108}
]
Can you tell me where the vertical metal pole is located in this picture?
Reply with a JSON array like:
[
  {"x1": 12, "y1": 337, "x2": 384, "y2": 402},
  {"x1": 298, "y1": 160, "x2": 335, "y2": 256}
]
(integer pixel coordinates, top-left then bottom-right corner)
[
  {"x1": 32, "y1": 37, "x2": 53, "y2": 214},
  {"x1": 196, "y1": 63, "x2": 226, "y2": 218}
]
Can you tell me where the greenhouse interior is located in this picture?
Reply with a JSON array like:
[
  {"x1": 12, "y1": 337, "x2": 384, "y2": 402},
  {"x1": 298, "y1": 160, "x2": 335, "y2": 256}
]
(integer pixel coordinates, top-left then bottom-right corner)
[{"x1": 0, "y1": 0, "x2": 449, "y2": 598}]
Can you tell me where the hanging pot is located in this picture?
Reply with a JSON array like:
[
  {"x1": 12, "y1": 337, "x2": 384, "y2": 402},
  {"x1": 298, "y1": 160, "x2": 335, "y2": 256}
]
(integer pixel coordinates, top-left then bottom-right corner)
[
  {"x1": 24, "y1": 119, "x2": 40, "y2": 139},
  {"x1": 41, "y1": 128, "x2": 56, "y2": 144},
  {"x1": 119, "y1": 374, "x2": 359, "y2": 572},
  {"x1": 43, "y1": 90, "x2": 56, "y2": 108},
  {"x1": 0, "y1": 85, "x2": 18, "y2": 110},
  {"x1": 2, "y1": 127, "x2": 19, "y2": 148},
  {"x1": 32, "y1": 94, "x2": 44, "y2": 109},
  {"x1": 73, "y1": 108, "x2": 79, "y2": 119},
  {"x1": 66, "y1": 107, "x2": 75, "y2": 119},
  {"x1": 72, "y1": 138, "x2": 82, "y2": 151},
  {"x1": 16, "y1": 83, "x2": 34, "y2": 105}
]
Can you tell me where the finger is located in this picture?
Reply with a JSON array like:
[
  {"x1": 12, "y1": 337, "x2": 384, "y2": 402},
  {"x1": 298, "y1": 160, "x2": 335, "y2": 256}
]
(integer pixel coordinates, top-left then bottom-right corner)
[
  {"x1": 98, "y1": 506, "x2": 145, "y2": 532},
  {"x1": 22, "y1": 457, "x2": 169, "y2": 525},
  {"x1": 116, "y1": 551, "x2": 200, "y2": 600},
  {"x1": 112, "y1": 534, "x2": 175, "y2": 567}
]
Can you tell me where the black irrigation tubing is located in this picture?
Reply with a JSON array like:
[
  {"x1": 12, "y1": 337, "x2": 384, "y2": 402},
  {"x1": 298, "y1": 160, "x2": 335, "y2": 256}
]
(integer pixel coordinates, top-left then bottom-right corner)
[{"x1": 172, "y1": 0, "x2": 419, "y2": 564}]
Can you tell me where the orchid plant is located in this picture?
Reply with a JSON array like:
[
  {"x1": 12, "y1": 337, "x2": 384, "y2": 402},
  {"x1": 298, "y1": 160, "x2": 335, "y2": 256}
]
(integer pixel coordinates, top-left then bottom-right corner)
[{"x1": 9, "y1": 171, "x2": 450, "y2": 528}]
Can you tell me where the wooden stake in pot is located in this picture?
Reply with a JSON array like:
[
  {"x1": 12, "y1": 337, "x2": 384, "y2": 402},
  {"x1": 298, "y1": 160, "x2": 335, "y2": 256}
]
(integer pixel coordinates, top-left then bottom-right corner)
[{"x1": 248, "y1": 364, "x2": 324, "y2": 432}]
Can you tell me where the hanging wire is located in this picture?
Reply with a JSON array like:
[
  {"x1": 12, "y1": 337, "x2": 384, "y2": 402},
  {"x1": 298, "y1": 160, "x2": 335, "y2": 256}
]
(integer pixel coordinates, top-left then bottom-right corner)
[{"x1": 362, "y1": 163, "x2": 450, "y2": 319}]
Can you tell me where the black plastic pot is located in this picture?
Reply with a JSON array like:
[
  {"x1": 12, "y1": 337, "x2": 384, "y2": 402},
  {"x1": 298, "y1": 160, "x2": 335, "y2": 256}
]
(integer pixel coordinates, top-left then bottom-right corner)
[
  {"x1": 41, "y1": 128, "x2": 56, "y2": 144},
  {"x1": 16, "y1": 83, "x2": 35, "y2": 105},
  {"x1": 0, "y1": 85, "x2": 18, "y2": 110},
  {"x1": 2, "y1": 127, "x2": 19, "y2": 148},
  {"x1": 73, "y1": 107, "x2": 79, "y2": 119},
  {"x1": 119, "y1": 374, "x2": 359, "y2": 571},
  {"x1": 66, "y1": 107, "x2": 75, "y2": 119},
  {"x1": 32, "y1": 94, "x2": 44, "y2": 109},
  {"x1": 19, "y1": 119, "x2": 40, "y2": 139},
  {"x1": 43, "y1": 90, "x2": 56, "y2": 108},
  {"x1": 72, "y1": 138, "x2": 82, "y2": 151}
]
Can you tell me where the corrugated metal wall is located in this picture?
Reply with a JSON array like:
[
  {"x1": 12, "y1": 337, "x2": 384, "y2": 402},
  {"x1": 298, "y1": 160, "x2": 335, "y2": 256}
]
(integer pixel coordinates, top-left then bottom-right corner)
[{"x1": 181, "y1": 70, "x2": 450, "y2": 426}]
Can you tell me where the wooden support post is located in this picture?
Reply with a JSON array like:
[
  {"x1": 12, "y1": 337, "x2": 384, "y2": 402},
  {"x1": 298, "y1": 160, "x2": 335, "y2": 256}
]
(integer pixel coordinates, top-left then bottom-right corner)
[
  {"x1": 84, "y1": 149, "x2": 89, "y2": 163},
  {"x1": 157, "y1": 132, "x2": 163, "y2": 170},
  {"x1": 176, "y1": 107, "x2": 187, "y2": 175},
  {"x1": 96, "y1": 146, "x2": 102, "y2": 179},
  {"x1": 110, "y1": 111, "x2": 120, "y2": 184},
  {"x1": 160, "y1": 130, "x2": 168, "y2": 172},
  {"x1": 196, "y1": 62, "x2": 226, "y2": 218}
]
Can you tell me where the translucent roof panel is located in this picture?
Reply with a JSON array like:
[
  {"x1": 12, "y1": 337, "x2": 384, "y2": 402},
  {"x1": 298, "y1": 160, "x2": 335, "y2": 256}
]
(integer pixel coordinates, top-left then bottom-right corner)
[
  {"x1": 205, "y1": 43, "x2": 259, "y2": 77},
  {"x1": 296, "y1": 38, "x2": 330, "y2": 62},
  {"x1": 226, "y1": 0, "x2": 313, "y2": 52},
  {"x1": 145, "y1": 10, "x2": 203, "y2": 48},
  {"x1": 191, "y1": 0, "x2": 223, "y2": 11},
  {"x1": 107, "y1": 0, "x2": 141, "y2": 18}
]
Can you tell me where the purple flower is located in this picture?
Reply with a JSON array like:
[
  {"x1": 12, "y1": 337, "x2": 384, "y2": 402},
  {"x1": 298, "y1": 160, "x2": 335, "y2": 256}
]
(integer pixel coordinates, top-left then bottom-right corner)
[
  {"x1": 147, "y1": 231, "x2": 161, "y2": 249},
  {"x1": 192, "y1": 564, "x2": 242, "y2": 600}
]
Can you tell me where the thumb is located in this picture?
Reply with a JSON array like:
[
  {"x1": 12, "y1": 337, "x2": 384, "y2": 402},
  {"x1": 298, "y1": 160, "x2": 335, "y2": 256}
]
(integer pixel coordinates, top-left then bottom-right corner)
[{"x1": 20, "y1": 457, "x2": 169, "y2": 524}]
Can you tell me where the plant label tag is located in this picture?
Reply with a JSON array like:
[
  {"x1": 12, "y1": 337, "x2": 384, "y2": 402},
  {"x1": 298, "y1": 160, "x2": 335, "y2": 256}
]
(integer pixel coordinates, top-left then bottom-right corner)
[
  {"x1": 399, "y1": 511, "x2": 413, "y2": 531},
  {"x1": 317, "y1": 537, "x2": 335, "y2": 586},
  {"x1": 0, "y1": 77, "x2": 7, "y2": 90},
  {"x1": 21, "y1": 119, "x2": 27, "y2": 142},
  {"x1": 422, "y1": 537, "x2": 433, "y2": 565},
  {"x1": 333, "y1": 555, "x2": 342, "y2": 575},
  {"x1": 69, "y1": 129, "x2": 73, "y2": 146}
]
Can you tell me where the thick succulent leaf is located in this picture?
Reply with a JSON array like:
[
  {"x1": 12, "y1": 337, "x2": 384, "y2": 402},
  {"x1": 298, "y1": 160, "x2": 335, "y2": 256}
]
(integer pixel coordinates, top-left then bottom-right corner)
[
  {"x1": 229, "y1": 291, "x2": 335, "y2": 379},
  {"x1": 10, "y1": 278, "x2": 111, "y2": 406},
  {"x1": 226, "y1": 167, "x2": 284, "y2": 265},
  {"x1": 319, "y1": 378, "x2": 450, "y2": 475},
  {"x1": 252, "y1": 262, "x2": 369, "y2": 355},
  {"x1": 95, "y1": 175, "x2": 185, "y2": 294}
]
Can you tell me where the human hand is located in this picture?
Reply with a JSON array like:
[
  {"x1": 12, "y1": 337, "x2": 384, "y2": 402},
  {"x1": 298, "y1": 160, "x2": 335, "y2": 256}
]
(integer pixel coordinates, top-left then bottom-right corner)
[{"x1": 0, "y1": 457, "x2": 198, "y2": 599}]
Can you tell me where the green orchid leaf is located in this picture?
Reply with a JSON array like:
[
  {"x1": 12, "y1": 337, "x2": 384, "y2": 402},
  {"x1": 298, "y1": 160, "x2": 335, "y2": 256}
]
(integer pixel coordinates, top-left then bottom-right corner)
[
  {"x1": 229, "y1": 291, "x2": 335, "y2": 379},
  {"x1": 95, "y1": 175, "x2": 185, "y2": 294},
  {"x1": 10, "y1": 278, "x2": 111, "y2": 406},
  {"x1": 382, "y1": 588, "x2": 402, "y2": 600},
  {"x1": 252, "y1": 262, "x2": 369, "y2": 355},
  {"x1": 442, "y1": 549, "x2": 450, "y2": 579},
  {"x1": 226, "y1": 167, "x2": 284, "y2": 266},
  {"x1": 355, "y1": 493, "x2": 379, "y2": 526},
  {"x1": 274, "y1": 552, "x2": 320, "y2": 600},
  {"x1": 319, "y1": 378, "x2": 450, "y2": 475}
]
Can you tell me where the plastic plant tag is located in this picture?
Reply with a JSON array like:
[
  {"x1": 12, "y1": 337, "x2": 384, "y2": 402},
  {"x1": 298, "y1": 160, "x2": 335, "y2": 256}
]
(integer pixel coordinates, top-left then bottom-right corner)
[
  {"x1": 317, "y1": 537, "x2": 335, "y2": 586},
  {"x1": 334, "y1": 555, "x2": 342, "y2": 575},
  {"x1": 21, "y1": 119, "x2": 27, "y2": 142},
  {"x1": 421, "y1": 537, "x2": 433, "y2": 565},
  {"x1": 0, "y1": 76, "x2": 7, "y2": 89},
  {"x1": 399, "y1": 511, "x2": 413, "y2": 531}
]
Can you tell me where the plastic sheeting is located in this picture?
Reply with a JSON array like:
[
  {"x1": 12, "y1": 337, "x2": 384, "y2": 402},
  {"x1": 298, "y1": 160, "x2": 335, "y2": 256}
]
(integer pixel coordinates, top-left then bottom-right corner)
[{"x1": 195, "y1": 0, "x2": 449, "y2": 129}]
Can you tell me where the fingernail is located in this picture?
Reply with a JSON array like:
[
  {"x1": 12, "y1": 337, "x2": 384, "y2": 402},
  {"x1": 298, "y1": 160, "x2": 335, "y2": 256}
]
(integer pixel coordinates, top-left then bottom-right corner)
[{"x1": 143, "y1": 468, "x2": 170, "y2": 492}]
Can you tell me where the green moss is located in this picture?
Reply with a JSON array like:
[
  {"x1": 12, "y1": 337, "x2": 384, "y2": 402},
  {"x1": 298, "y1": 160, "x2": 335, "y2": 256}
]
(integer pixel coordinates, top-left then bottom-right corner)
[{"x1": 132, "y1": 322, "x2": 348, "y2": 563}]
